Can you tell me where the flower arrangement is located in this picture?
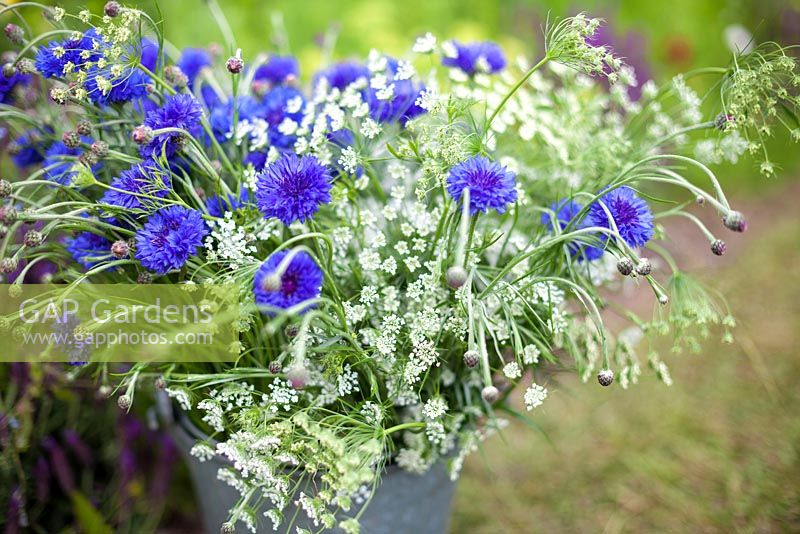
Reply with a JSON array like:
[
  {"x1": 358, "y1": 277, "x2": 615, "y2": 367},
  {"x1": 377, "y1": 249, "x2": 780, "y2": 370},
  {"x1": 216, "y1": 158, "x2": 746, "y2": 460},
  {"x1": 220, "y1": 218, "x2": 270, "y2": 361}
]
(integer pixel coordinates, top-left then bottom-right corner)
[{"x1": 1, "y1": 2, "x2": 798, "y2": 532}]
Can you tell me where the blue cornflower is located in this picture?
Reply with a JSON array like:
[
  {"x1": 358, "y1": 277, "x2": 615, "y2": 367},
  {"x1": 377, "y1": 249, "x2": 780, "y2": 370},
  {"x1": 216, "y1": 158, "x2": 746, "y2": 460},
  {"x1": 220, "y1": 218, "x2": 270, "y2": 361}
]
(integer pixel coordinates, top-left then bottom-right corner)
[
  {"x1": 207, "y1": 96, "x2": 261, "y2": 143},
  {"x1": 10, "y1": 129, "x2": 49, "y2": 168},
  {"x1": 442, "y1": 41, "x2": 506, "y2": 76},
  {"x1": 141, "y1": 94, "x2": 203, "y2": 159},
  {"x1": 66, "y1": 231, "x2": 111, "y2": 269},
  {"x1": 366, "y1": 58, "x2": 425, "y2": 124},
  {"x1": 446, "y1": 155, "x2": 517, "y2": 215},
  {"x1": 255, "y1": 153, "x2": 332, "y2": 225},
  {"x1": 244, "y1": 151, "x2": 268, "y2": 171},
  {"x1": 43, "y1": 140, "x2": 90, "y2": 185},
  {"x1": 260, "y1": 86, "x2": 305, "y2": 149},
  {"x1": 205, "y1": 190, "x2": 252, "y2": 217},
  {"x1": 100, "y1": 163, "x2": 171, "y2": 211},
  {"x1": 0, "y1": 71, "x2": 29, "y2": 105},
  {"x1": 254, "y1": 55, "x2": 299, "y2": 85},
  {"x1": 177, "y1": 47, "x2": 212, "y2": 89},
  {"x1": 253, "y1": 250, "x2": 323, "y2": 314},
  {"x1": 313, "y1": 61, "x2": 369, "y2": 90},
  {"x1": 135, "y1": 205, "x2": 208, "y2": 275},
  {"x1": 586, "y1": 186, "x2": 654, "y2": 249},
  {"x1": 541, "y1": 199, "x2": 604, "y2": 261},
  {"x1": 35, "y1": 29, "x2": 103, "y2": 79},
  {"x1": 140, "y1": 38, "x2": 161, "y2": 72},
  {"x1": 84, "y1": 67, "x2": 150, "y2": 105}
]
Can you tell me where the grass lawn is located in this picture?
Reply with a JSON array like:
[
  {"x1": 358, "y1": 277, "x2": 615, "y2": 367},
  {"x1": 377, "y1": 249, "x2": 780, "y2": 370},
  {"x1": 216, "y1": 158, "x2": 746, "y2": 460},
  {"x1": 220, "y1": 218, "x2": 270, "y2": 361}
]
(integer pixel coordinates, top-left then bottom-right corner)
[{"x1": 452, "y1": 194, "x2": 800, "y2": 532}]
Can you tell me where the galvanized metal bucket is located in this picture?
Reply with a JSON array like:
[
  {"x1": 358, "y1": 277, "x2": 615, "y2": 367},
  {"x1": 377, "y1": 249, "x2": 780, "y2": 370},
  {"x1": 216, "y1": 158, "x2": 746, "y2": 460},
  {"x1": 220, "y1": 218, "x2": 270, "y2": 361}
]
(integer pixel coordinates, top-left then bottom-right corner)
[{"x1": 156, "y1": 394, "x2": 457, "y2": 533}]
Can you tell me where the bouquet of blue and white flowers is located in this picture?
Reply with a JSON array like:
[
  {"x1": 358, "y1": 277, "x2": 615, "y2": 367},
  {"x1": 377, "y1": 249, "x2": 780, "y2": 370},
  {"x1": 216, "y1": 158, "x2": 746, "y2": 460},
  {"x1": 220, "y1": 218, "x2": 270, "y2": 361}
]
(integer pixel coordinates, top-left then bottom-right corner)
[{"x1": 1, "y1": 2, "x2": 798, "y2": 531}]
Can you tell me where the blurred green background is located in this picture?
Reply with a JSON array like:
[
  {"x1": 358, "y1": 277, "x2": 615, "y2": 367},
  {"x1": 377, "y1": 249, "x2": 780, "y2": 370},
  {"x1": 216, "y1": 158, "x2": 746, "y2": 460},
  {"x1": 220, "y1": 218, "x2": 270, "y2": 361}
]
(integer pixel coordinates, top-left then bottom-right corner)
[{"x1": 10, "y1": 0, "x2": 800, "y2": 531}]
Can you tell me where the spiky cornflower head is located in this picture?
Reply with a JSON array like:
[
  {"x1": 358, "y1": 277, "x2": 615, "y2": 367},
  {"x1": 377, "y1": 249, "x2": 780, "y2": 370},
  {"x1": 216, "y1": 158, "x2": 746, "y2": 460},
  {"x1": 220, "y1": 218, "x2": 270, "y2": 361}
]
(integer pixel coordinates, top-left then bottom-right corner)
[
  {"x1": 100, "y1": 163, "x2": 172, "y2": 211},
  {"x1": 598, "y1": 369, "x2": 614, "y2": 386},
  {"x1": 710, "y1": 239, "x2": 727, "y2": 256},
  {"x1": 66, "y1": 232, "x2": 111, "y2": 269},
  {"x1": 587, "y1": 186, "x2": 654, "y2": 249},
  {"x1": 254, "y1": 55, "x2": 299, "y2": 85},
  {"x1": 255, "y1": 153, "x2": 332, "y2": 225},
  {"x1": 34, "y1": 29, "x2": 102, "y2": 79},
  {"x1": 76, "y1": 120, "x2": 92, "y2": 136},
  {"x1": 441, "y1": 40, "x2": 506, "y2": 75},
  {"x1": 135, "y1": 206, "x2": 208, "y2": 275},
  {"x1": 446, "y1": 155, "x2": 517, "y2": 215},
  {"x1": 141, "y1": 94, "x2": 203, "y2": 159},
  {"x1": 635, "y1": 257, "x2": 652, "y2": 276},
  {"x1": 90, "y1": 140, "x2": 109, "y2": 158},
  {"x1": 541, "y1": 199, "x2": 603, "y2": 261},
  {"x1": 177, "y1": 47, "x2": 212, "y2": 88},
  {"x1": 61, "y1": 131, "x2": 81, "y2": 149},
  {"x1": 0, "y1": 257, "x2": 18, "y2": 274},
  {"x1": 253, "y1": 250, "x2": 323, "y2": 315}
]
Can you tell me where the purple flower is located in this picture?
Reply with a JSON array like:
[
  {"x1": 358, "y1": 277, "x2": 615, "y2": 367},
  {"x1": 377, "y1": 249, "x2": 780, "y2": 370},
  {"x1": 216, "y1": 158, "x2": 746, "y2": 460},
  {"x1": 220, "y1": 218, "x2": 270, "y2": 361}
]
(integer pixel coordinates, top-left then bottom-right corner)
[
  {"x1": 66, "y1": 231, "x2": 111, "y2": 269},
  {"x1": 446, "y1": 155, "x2": 517, "y2": 215},
  {"x1": 260, "y1": 86, "x2": 305, "y2": 149},
  {"x1": 254, "y1": 55, "x2": 299, "y2": 85},
  {"x1": 205, "y1": 190, "x2": 251, "y2": 217},
  {"x1": 101, "y1": 163, "x2": 172, "y2": 211},
  {"x1": 0, "y1": 70, "x2": 29, "y2": 105},
  {"x1": 367, "y1": 58, "x2": 425, "y2": 124},
  {"x1": 35, "y1": 29, "x2": 103, "y2": 78},
  {"x1": 253, "y1": 250, "x2": 323, "y2": 314},
  {"x1": 586, "y1": 24, "x2": 650, "y2": 100},
  {"x1": 141, "y1": 94, "x2": 203, "y2": 159},
  {"x1": 10, "y1": 129, "x2": 49, "y2": 168},
  {"x1": 586, "y1": 186, "x2": 654, "y2": 250},
  {"x1": 177, "y1": 47, "x2": 212, "y2": 89},
  {"x1": 207, "y1": 95, "x2": 261, "y2": 143},
  {"x1": 255, "y1": 153, "x2": 332, "y2": 225},
  {"x1": 314, "y1": 61, "x2": 369, "y2": 90},
  {"x1": 84, "y1": 67, "x2": 149, "y2": 105},
  {"x1": 135, "y1": 205, "x2": 208, "y2": 274},
  {"x1": 541, "y1": 199, "x2": 604, "y2": 261},
  {"x1": 442, "y1": 41, "x2": 506, "y2": 75}
]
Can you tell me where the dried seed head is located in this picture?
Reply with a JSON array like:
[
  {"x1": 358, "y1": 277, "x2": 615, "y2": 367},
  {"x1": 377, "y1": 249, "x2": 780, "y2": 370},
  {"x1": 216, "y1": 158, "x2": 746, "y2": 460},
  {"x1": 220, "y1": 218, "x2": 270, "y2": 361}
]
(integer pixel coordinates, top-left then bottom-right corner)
[
  {"x1": 0, "y1": 206, "x2": 17, "y2": 225},
  {"x1": 0, "y1": 257, "x2": 18, "y2": 274},
  {"x1": 635, "y1": 258, "x2": 652, "y2": 276},
  {"x1": 616, "y1": 258, "x2": 634, "y2": 276},
  {"x1": 284, "y1": 324, "x2": 299, "y2": 338},
  {"x1": 0, "y1": 179, "x2": 11, "y2": 198},
  {"x1": 723, "y1": 211, "x2": 747, "y2": 233},
  {"x1": 268, "y1": 361, "x2": 282, "y2": 374},
  {"x1": 463, "y1": 350, "x2": 479, "y2": 368},
  {"x1": 104, "y1": 1, "x2": 121, "y2": 17},
  {"x1": 597, "y1": 369, "x2": 614, "y2": 386},
  {"x1": 79, "y1": 151, "x2": 99, "y2": 167},
  {"x1": 659, "y1": 294, "x2": 670, "y2": 306},
  {"x1": 445, "y1": 265, "x2": 468, "y2": 289},
  {"x1": 117, "y1": 394, "x2": 131, "y2": 410},
  {"x1": 131, "y1": 125, "x2": 153, "y2": 145},
  {"x1": 481, "y1": 385, "x2": 500, "y2": 403},
  {"x1": 4, "y1": 24, "x2": 25, "y2": 45},
  {"x1": 23, "y1": 230, "x2": 42, "y2": 247},
  {"x1": 137, "y1": 272, "x2": 152, "y2": 284},
  {"x1": 15, "y1": 58, "x2": 35, "y2": 74},
  {"x1": 164, "y1": 65, "x2": 188, "y2": 89},
  {"x1": 90, "y1": 140, "x2": 109, "y2": 158},
  {"x1": 226, "y1": 55, "x2": 244, "y2": 74},
  {"x1": 220, "y1": 522, "x2": 235, "y2": 534},
  {"x1": 710, "y1": 239, "x2": 726, "y2": 256},
  {"x1": 714, "y1": 113, "x2": 735, "y2": 130},
  {"x1": 154, "y1": 376, "x2": 166, "y2": 390},
  {"x1": 111, "y1": 240, "x2": 129, "y2": 259},
  {"x1": 76, "y1": 119, "x2": 92, "y2": 136},
  {"x1": 62, "y1": 130, "x2": 81, "y2": 149}
]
